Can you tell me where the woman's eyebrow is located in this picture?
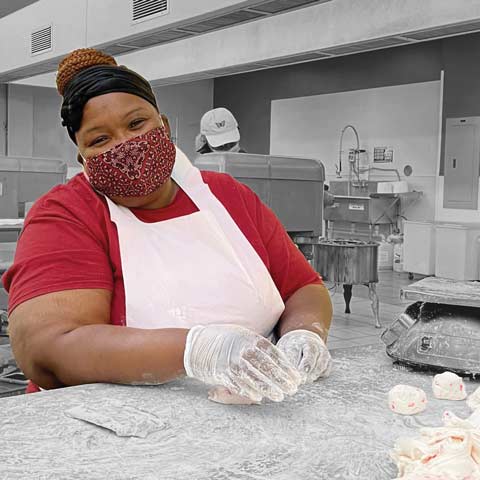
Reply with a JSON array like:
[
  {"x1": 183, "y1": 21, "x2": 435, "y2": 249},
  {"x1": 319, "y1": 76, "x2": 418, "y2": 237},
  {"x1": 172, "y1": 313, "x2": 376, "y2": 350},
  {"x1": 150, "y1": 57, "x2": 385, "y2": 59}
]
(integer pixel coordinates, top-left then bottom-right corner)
[
  {"x1": 122, "y1": 107, "x2": 147, "y2": 119},
  {"x1": 83, "y1": 125, "x2": 105, "y2": 136},
  {"x1": 83, "y1": 107, "x2": 148, "y2": 136}
]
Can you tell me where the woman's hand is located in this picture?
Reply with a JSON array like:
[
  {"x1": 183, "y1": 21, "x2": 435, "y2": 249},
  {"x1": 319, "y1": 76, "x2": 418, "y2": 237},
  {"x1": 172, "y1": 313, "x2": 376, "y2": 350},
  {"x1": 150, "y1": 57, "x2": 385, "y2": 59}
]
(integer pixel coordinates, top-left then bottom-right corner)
[
  {"x1": 276, "y1": 329, "x2": 332, "y2": 384},
  {"x1": 184, "y1": 324, "x2": 301, "y2": 403}
]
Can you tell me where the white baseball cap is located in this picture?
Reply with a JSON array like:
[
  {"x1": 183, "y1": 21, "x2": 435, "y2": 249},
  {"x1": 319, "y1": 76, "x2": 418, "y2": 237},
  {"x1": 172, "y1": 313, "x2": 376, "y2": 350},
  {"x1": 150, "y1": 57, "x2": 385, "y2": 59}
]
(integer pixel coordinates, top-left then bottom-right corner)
[{"x1": 200, "y1": 107, "x2": 240, "y2": 148}]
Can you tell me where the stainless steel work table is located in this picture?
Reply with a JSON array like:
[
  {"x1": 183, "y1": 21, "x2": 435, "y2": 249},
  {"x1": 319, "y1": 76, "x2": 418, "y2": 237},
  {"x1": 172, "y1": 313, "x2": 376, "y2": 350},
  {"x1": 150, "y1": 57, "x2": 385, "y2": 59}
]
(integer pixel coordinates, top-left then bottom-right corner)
[{"x1": 1, "y1": 342, "x2": 477, "y2": 479}]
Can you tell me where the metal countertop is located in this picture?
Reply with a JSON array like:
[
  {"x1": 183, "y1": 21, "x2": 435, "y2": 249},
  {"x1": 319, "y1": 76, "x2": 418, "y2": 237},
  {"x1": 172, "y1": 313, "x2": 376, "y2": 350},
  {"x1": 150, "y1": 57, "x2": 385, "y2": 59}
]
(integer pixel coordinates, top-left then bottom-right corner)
[
  {"x1": 1, "y1": 342, "x2": 478, "y2": 479},
  {"x1": 401, "y1": 277, "x2": 480, "y2": 308}
]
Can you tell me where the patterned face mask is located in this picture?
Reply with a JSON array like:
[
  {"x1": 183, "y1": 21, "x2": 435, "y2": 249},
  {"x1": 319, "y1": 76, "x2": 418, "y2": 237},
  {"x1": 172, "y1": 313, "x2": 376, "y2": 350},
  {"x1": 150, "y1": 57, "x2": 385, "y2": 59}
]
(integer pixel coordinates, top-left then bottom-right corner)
[{"x1": 83, "y1": 127, "x2": 176, "y2": 197}]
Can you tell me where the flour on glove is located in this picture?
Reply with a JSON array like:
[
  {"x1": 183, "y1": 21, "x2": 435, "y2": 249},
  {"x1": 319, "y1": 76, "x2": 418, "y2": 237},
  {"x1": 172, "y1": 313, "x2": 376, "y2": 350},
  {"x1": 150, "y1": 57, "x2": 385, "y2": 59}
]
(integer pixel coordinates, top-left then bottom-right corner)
[
  {"x1": 184, "y1": 324, "x2": 301, "y2": 403},
  {"x1": 276, "y1": 329, "x2": 332, "y2": 384}
]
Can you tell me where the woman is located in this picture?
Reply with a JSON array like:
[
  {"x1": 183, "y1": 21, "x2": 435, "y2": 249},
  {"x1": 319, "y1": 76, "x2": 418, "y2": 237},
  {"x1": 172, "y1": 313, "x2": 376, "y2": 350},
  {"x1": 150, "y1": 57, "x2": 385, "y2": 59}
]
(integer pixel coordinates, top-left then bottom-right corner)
[{"x1": 3, "y1": 48, "x2": 333, "y2": 403}]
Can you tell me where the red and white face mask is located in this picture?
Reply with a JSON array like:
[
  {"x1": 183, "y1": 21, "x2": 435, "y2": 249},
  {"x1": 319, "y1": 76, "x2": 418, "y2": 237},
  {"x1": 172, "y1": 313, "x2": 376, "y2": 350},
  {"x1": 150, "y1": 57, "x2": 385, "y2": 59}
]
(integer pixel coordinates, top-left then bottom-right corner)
[{"x1": 83, "y1": 126, "x2": 176, "y2": 197}]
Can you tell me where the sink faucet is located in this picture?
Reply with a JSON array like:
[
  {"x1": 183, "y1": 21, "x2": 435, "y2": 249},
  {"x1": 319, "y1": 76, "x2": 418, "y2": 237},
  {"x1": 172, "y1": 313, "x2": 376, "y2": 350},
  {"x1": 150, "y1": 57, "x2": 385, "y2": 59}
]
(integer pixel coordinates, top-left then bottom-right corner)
[{"x1": 337, "y1": 125, "x2": 360, "y2": 195}]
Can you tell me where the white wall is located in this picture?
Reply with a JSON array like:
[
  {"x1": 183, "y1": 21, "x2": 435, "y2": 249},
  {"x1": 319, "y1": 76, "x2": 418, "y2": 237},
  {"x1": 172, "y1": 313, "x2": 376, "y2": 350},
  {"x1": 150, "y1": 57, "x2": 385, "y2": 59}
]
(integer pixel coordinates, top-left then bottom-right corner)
[
  {"x1": 270, "y1": 81, "x2": 442, "y2": 222},
  {"x1": 6, "y1": 79, "x2": 213, "y2": 173},
  {"x1": 0, "y1": 85, "x2": 6, "y2": 155},
  {"x1": 152, "y1": 80, "x2": 214, "y2": 161},
  {"x1": 7, "y1": 84, "x2": 77, "y2": 163},
  {"x1": 8, "y1": 85, "x2": 35, "y2": 158}
]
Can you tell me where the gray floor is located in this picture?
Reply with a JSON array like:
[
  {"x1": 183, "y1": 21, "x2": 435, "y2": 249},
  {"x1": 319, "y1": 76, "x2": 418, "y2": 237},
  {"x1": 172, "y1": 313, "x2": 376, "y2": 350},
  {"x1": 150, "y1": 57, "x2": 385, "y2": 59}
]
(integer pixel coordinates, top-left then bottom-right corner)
[{"x1": 326, "y1": 270, "x2": 418, "y2": 350}]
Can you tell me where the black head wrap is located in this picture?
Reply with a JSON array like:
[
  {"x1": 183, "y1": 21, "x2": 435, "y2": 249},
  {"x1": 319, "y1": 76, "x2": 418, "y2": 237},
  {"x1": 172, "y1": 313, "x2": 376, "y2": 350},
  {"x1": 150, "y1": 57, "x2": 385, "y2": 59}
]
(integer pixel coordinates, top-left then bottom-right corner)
[{"x1": 61, "y1": 65, "x2": 158, "y2": 144}]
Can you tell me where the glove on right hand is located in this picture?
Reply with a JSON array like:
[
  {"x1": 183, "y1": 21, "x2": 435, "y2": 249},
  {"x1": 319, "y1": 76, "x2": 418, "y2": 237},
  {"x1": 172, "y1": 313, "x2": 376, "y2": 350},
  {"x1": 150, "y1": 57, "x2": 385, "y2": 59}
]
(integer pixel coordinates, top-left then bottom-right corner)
[{"x1": 184, "y1": 324, "x2": 301, "y2": 403}]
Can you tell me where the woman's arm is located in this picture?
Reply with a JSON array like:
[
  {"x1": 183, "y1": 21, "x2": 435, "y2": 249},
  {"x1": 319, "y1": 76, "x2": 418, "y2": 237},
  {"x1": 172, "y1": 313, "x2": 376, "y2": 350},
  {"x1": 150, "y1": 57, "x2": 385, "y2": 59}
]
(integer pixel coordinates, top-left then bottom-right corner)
[
  {"x1": 276, "y1": 283, "x2": 333, "y2": 342},
  {"x1": 8, "y1": 289, "x2": 188, "y2": 389}
]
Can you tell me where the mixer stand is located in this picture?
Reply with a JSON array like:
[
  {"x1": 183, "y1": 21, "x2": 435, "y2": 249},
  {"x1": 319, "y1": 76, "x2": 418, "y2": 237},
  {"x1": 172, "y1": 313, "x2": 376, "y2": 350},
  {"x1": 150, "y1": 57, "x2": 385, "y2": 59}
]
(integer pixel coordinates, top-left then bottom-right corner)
[{"x1": 343, "y1": 283, "x2": 381, "y2": 328}]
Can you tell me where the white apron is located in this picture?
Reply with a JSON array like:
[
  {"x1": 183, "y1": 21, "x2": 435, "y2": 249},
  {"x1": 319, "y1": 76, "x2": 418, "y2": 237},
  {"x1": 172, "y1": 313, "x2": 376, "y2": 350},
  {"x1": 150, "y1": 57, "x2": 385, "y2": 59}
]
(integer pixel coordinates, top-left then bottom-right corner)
[{"x1": 105, "y1": 147, "x2": 284, "y2": 337}]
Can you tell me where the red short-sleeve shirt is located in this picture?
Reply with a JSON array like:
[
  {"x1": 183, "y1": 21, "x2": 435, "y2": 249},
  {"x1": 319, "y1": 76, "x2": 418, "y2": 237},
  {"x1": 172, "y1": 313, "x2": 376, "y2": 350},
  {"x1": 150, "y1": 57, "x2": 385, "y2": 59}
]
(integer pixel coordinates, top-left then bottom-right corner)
[{"x1": 3, "y1": 171, "x2": 321, "y2": 324}]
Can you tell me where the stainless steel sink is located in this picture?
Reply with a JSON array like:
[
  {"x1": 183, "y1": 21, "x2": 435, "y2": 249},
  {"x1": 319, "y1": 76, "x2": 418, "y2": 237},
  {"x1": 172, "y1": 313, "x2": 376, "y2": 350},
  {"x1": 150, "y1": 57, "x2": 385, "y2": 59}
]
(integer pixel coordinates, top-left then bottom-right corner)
[
  {"x1": 328, "y1": 180, "x2": 377, "y2": 197},
  {"x1": 325, "y1": 181, "x2": 398, "y2": 225}
]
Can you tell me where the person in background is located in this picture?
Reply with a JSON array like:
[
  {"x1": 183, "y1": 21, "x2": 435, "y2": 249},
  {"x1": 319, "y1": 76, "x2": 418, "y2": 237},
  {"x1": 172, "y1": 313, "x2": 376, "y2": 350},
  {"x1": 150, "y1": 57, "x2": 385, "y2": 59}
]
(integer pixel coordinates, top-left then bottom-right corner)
[
  {"x1": 194, "y1": 132, "x2": 212, "y2": 154},
  {"x1": 3, "y1": 48, "x2": 333, "y2": 404},
  {"x1": 197, "y1": 107, "x2": 246, "y2": 154}
]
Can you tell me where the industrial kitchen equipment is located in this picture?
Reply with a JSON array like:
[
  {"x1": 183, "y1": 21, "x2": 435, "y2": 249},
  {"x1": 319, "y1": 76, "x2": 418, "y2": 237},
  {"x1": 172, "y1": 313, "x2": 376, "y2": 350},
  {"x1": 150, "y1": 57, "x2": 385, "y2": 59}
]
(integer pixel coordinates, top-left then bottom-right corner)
[
  {"x1": 381, "y1": 277, "x2": 480, "y2": 375},
  {"x1": 329, "y1": 124, "x2": 422, "y2": 240},
  {"x1": 194, "y1": 152, "x2": 324, "y2": 236},
  {"x1": 325, "y1": 180, "x2": 422, "y2": 240},
  {"x1": 0, "y1": 156, "x2": 68, "y2": 302},
  {"x1": 195, "y1": 152, "x2": 381, "y2": 327},
  {"x1": 314, "y1": 239, "x2": 381, "y2": 328},
  {"x1": 0, "y1": 156, "x2": 67, "y2": 249},
  {"x1": 0, "y1": 156, "x2": 67, "y2": 218}
]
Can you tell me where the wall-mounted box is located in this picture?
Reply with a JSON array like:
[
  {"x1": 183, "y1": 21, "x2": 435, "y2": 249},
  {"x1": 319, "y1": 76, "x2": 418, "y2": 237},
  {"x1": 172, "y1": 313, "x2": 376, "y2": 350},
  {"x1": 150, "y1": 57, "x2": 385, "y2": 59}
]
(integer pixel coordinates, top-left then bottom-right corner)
[{"x1": 444, "y1": 117, "x2": 480, "y2": 210}]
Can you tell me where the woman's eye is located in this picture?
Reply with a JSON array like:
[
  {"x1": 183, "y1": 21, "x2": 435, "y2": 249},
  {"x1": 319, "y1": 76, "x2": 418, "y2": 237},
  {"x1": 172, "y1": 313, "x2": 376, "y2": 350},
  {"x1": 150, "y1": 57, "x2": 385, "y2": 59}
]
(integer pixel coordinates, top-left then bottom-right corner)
[
  {"x1": 130, "y1": 119, "x2": 145, "y2": 129},
  {"x1": 90, "y1": 136, "x2": 107, "y2": 147}
]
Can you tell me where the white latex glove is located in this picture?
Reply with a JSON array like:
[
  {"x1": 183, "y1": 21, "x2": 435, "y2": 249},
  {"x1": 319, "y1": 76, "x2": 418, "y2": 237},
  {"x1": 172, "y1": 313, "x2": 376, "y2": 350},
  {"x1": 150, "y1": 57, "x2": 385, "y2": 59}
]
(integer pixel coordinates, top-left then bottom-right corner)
[
  {"x1": 276, "y1": 329, "x2": 332, "y2": 384},
  {"x1": 184, "y1": 324, "x2": 301, "y2": 403}
]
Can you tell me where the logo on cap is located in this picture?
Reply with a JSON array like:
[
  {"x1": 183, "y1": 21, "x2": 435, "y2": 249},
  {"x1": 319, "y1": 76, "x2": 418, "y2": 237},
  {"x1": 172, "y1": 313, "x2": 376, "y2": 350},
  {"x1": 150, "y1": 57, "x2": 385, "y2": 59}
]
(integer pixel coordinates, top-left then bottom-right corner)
[{"x1": 200, "y1": 107, "x2": 240, "y2": 148}]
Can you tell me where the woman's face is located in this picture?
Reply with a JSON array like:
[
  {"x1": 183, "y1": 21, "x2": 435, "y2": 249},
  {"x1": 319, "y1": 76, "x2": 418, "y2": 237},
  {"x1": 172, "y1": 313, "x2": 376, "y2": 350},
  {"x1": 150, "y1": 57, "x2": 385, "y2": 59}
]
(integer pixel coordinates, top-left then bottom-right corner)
[
  {"x1": 76, "y1": 92, "x2": 162, "y2": 158},
  {"x1": 75, "y1": 92, "x2": 175, "y2": 209}
]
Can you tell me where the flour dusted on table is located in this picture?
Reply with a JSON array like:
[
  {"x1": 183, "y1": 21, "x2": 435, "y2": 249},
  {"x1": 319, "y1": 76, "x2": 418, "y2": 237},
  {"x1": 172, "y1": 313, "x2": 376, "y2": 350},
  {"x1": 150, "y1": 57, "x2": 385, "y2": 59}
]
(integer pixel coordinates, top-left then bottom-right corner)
[
  {"x1": 208, "y1": 386, "x2": 261, "y2": 405},
  {"x1": 64, "y1": 399, "x2": 167, "y2": 438},
  {"x1": 468, "y1": 387, "x2": 480, "y2": 411},
  {"x1": 432, "y1": 372, "x2": 467, "y2": 401},
  {"x1": 388, "y1": 385, "x2": 428, "y2": 415}
]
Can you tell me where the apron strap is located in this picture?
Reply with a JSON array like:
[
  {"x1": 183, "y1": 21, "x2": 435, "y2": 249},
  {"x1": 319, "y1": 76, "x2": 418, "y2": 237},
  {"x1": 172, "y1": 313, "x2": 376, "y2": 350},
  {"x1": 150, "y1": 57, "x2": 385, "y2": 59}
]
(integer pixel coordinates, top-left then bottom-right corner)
[{"x1": 172, "y1": 147, "x2": 198, "y2": 185}]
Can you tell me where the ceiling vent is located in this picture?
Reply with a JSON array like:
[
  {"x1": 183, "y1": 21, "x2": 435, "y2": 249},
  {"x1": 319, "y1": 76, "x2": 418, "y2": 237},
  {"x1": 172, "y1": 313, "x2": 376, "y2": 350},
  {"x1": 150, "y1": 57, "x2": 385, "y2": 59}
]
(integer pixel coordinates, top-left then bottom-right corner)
[
  {"x1": 319, "y1": 36, "x2": 411, "y2": 56},
  {"x1": 109, "y1": 29, "x2": 192, "y2": 51},
  {"x1": 249, "y1": 0, "x2": 331, "y2": 14},
  {"x1": 403, "y1": 19, "x2": 480, "y2": 41},
  {"x1": 180, "y1": 10, "x2": 265, "y2": 34},
  {"x1": 78, "y1": 1, "x2": 332, "y2": 60},
  {"x1": 260, "y1": 50, "x2": 332, "y2": 66},
  {"x1": 31, "y1": 25, "x2": 52, "y2": 56},
  {"x1": 208, "y1": 62, "x2": 270, "y2": 76},
  {"x1": 101, "y1": 44, "x2": 141, "y2": 56},
  {"x1": 132, "y1": 0, "x2": 168, "y2": 23},
  {"x1": 1, "y1": 57, "x2": 60, "y2": 82},
  {"x1": 151, "y1": 72, "x2": 214, "y2": 87}
]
